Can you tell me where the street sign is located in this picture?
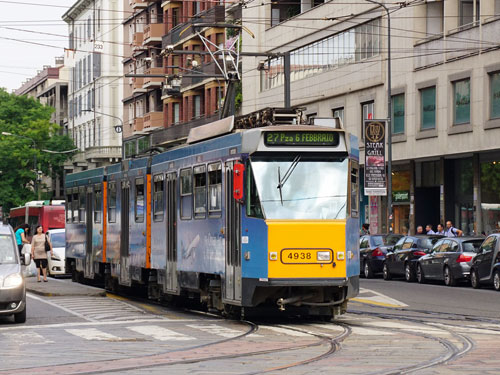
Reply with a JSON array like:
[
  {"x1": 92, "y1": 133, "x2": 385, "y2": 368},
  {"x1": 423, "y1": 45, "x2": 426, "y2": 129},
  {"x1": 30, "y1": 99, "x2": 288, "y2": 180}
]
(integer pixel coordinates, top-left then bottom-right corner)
[{"x1": 364, "y1": 119, "x2": 387, "y2": 196}]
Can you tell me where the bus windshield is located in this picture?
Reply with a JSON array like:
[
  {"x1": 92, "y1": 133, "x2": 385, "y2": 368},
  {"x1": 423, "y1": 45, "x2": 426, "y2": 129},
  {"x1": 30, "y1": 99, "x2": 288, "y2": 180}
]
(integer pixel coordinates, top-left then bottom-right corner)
[{"x1": 250, "y1": 155, "x2": 348, "y2": 220}]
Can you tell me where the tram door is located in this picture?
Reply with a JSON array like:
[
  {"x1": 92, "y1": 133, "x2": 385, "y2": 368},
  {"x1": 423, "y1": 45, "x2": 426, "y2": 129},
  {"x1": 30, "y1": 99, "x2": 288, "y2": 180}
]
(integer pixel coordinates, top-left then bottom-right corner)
[
  {"x1": 224, "y1": 161, "x2": 242, "y2": 302},
  {"x1": 120, "y1": 180, "x2": 131, "y2": 285},
  {"x1": 84, "y1": 186, "x2": 94, "y2": 279},
  {"x1": 166, "y1": 172, "x2": 179, "y2": 294}
]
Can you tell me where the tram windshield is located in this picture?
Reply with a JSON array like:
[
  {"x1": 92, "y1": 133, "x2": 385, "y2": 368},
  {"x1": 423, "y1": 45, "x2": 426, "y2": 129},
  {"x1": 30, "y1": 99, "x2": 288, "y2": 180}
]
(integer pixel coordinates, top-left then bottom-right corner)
[{"x1": 249, "y1": 155, "x2": 348, "y2": 220}]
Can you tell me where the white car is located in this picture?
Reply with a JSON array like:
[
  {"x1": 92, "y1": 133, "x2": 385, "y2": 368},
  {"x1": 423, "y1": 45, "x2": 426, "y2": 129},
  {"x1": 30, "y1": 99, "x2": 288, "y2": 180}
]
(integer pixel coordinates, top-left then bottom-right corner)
[{"x1": 46, "y1": 229, "x2": 68, "y2": 277}]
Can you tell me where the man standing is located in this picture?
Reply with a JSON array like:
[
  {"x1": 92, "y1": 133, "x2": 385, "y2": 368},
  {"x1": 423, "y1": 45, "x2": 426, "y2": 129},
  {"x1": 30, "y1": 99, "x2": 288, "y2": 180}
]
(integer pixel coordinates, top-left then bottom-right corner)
[
  {"x1": 425, "y1": 224, "x2": 435, "y2": 234},
  {"x1": 416, "y1": 225, "x2": 424, "y2": 234},
  {"x1": 436, "y1": 223, "x2": 445, "y2": 235},
  {"x1": 445, "y1": 220, "x2": 463, "y2": 237}
]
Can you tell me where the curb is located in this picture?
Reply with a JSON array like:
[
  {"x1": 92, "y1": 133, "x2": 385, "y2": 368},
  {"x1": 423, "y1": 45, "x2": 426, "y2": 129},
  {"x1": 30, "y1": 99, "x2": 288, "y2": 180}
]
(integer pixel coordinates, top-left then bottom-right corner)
[{"x1": 26, "y1": 288, "x2": 106, "y2": 297}]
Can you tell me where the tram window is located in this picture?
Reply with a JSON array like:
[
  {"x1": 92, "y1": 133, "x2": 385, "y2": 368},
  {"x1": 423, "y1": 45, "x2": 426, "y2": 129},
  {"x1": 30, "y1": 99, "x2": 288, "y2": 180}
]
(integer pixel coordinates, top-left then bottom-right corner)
[
  {"x1": 246, "y1": 162, "x2": 264, "y2": 219},
  {"x1": 108, "y1": 182, "x2": 116, "y2": 223},
  {"x1": 94, "y1": 185, "x2": 102, "y2": 223},
  {"x1": 135, "y1": 178, "x2": 145, "y2": 223},
  {"x1": 208, "y1": 163, "x2": 222, "y2": 216},
  {"x1": 66, "y1": 192, "x2": 72, "y2": 223},
  {"x1": 153, "y1": 174, "x2": 165, "y2": 221},
  {"x1": 194, "y1": 165, "x2": 207, "y2": 219},
  {"x1": 78, "y1": 187, "x2": 86, "y2": 222},
  {"x1": 72, "y1": 190, "x2": 79, "y2": 223},
  {"x1": 180, "y1": 168, "x2": 193, "y2": 220},
  {"x1": 350, "y1": 161, "x2": 359, "y2": 218}
]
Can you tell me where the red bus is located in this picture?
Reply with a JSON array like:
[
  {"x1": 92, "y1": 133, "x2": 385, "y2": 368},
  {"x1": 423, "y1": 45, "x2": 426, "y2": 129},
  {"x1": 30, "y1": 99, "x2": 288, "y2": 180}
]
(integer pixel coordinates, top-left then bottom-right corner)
[{"x1": 9, "y1": 200, "x2": 65, "y2": 233}]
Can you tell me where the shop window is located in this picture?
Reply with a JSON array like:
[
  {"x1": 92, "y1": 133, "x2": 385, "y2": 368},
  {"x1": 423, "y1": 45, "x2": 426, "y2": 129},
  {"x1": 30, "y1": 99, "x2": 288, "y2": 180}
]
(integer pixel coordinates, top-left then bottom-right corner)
[
  {"x1": 420, "y1": 86, "x2": 436, "y2": 129},
  {"x1": 480, "y1": 160, "x2": 500, "y2": 234},
  {"x1": 153, "y1": 174, "x2": 164, "y2": 221},
  {"x1": 208, "y1": 163, "x2": 222, "y2": 216},
  {"x1": 194, "y1": 165, "x2": 207, "y2": 219},
  {"x1": 391, "y1": 94, "x2": 405, "y2": 134},
  {"x1": 490, "y1": 72, "x2": 500, "y2": 119},
  {"x1": 78, "y1": 187, "x2": 86, "y2": 223},
  {"x1": 453, "y1": 79, "x2": 470, "y2": 125},
  {"x1": 94, "y1": 185, "x2": 102, "y2": 223},
  {"x1": 108, "y1": 182, "x2": 116, "y2": 223},
  {"x1": 180, "y1": 168, "x2": 193, "y2": 220},
  {"x1": 135, "y1": 178, "x2": 145, "y2": 223}
]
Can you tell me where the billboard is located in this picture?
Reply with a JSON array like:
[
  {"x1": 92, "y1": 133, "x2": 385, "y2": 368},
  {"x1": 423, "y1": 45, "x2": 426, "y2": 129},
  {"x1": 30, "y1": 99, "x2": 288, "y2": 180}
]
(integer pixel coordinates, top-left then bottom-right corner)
[{"x1": 364, "y1": 120, "x2": 387, "y2": 196}]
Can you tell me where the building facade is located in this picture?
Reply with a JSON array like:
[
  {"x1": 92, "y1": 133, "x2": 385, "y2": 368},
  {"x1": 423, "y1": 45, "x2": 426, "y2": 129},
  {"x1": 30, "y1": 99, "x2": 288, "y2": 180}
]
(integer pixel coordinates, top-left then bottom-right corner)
[
  {"x1": 63, "y1": 0, "x2": 123, "y2": 171},
  {"x1": 242, "y1": 0, "x2": 500, "y2": 235},
  {"x1": 122, "y1": 0, "x2": 238, "y2": 155}
]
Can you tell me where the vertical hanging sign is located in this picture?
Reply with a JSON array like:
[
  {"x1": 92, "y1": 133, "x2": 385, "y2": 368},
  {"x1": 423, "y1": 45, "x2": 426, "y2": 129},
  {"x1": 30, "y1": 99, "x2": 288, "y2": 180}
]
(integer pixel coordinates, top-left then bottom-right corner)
[{"x1": 364, "y1": 120, "x2": 387, "y2": 196}]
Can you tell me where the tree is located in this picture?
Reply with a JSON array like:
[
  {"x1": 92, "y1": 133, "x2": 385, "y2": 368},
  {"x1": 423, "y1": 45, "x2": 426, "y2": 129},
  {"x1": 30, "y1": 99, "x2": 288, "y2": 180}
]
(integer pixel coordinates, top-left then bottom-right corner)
[{"x1": 0, "y1": 88, "x2": 76, "y2": 214}]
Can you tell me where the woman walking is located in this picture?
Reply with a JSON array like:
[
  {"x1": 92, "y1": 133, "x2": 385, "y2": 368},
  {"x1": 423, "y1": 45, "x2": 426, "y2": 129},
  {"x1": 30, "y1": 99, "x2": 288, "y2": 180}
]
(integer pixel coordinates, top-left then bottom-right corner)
[{"x1": 31, "y1": 225, "x2": 53, "y2": 282}]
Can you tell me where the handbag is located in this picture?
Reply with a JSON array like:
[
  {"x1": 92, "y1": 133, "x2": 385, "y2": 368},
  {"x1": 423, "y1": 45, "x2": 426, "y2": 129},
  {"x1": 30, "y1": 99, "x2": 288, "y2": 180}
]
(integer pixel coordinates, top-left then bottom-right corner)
[{"x1": 45, "y1": 235, "x2": 51, "y2": 252}]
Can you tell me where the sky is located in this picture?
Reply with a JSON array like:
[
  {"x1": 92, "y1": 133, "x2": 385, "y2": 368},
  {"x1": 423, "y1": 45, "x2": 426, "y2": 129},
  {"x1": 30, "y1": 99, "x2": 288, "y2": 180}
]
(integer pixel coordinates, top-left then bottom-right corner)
[{"x1": 0, "y1": 0, "x2": 71, "y2": 92}]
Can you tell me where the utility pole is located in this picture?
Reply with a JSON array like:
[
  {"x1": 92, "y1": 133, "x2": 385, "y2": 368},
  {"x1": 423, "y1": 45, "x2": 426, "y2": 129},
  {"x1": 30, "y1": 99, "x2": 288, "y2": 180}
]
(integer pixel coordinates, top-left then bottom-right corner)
[{"x1": 284, "y1": 52, "x2": 291, "y2": 108}]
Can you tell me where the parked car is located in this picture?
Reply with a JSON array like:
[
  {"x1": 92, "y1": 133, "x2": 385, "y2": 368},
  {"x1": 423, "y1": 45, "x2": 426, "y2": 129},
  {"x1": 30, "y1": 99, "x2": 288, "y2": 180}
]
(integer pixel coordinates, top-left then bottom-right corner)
[
  {"x1": 0, "y1": 223, "x2": 30, "y2": 323},
  {"x1": 416, "y1": 237, "x2": 484, "y2": 286},
  {"x1": 360, "y1": 234, "x2": 403, "y2": 278},
  {"x1": 470, "y1": 234, "x2": 500, "y2": 290},
  {"x1": 46, "y1": 229, "x2": 68, "y2": 277},
  {"x1": 383, "y1": 235, "x2": 443, "y2": 282}
]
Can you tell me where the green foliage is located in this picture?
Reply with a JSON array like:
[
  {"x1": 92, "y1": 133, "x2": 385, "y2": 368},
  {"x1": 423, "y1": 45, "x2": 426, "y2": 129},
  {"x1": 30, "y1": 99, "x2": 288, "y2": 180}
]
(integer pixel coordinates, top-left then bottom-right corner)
[
  {"x1": 234, "y1": 81, "x2": 243, "y2": 111},
  {"x1": 0, "y1": 88, "x2": 76, "y2": 214}
]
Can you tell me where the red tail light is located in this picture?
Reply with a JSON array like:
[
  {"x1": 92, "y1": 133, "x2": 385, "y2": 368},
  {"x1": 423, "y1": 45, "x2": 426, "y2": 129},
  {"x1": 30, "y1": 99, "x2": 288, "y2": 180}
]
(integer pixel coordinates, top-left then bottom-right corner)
[
  {"x1": 371, "y1": 247, "x2": 383, "y2": 257},
  {"x1": 457, "y1": 254, "x2": 472, "y2": 262},
  {"x1": 413, "y1": 251, "x2": 426, "y2": 257}
]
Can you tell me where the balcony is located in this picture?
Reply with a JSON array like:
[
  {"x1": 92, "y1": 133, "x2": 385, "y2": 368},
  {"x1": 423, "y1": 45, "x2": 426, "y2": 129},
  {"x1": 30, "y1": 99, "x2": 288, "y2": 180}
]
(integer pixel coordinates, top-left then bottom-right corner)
[
  {"x1": 182, "y1": 61, "x2": 223, "y2": 88},
  {"x1": 162, "y1": 5, "x2": 225, "y2": 47},
  {"x1": 85, "y1": 146, "x2": 122, "y2": 162},
  {"x1": 414, "y1": 36, "x2": 445, "y2": 70},
  {"x1": 143, "y1": 111, "x2": 164, "y2": 130},
  {"x1": 132, "y1": 32, "x2": 146, "y2": 53},
  {"x1": 131, "y1": 0, "x2": 148, "y2": 9},
  {"x1": 134, "y1": 117, "x2": 144, "y2": 132},
  {"x1": 144, "y1": 24, "x2": 164, "y2": 46},
  {"x1": 152, "y1": 113, "x2": 219, "y2": 146},
  {"x1": 133, "y1": 77, "x2": 146, "y2": 93},
  {"x1": 143, "y1": 67, "x2": 164, "y2": 89}
]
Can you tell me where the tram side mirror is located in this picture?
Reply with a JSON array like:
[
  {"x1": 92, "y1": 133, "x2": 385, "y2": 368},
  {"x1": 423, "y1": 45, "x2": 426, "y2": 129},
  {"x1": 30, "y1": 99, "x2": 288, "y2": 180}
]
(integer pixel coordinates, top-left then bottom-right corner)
[{"x1": 233, "y1": 163, "x2": 245, "y2": 202}]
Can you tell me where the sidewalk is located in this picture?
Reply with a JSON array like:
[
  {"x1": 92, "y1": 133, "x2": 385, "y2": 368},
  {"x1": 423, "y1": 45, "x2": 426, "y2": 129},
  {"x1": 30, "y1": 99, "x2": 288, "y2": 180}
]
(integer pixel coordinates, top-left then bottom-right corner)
[{"x1": 25, "y1": 277, "x2": 106, "y2": 297}]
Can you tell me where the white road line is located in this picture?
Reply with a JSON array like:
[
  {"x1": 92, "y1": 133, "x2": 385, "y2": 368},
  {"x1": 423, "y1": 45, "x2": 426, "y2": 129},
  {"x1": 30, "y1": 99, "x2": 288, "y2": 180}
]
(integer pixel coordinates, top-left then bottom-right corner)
[
  {"x1": 2, "y1": 331, "x2": 54, "y2": 345},
  {"x1": 27, "y1": 293, "x2": 96, "y2": 322},
  {"x1": 357, "y1": 288, "x2": 408, "y2": 307},
  {"x1": 186, "y1": 324, "x2": 247, "y2": 338},
  {"x1": 65, "y1": 328, "x2": 120, "y2": 341},
  {"x1": 260, "y1": 326, "x2": 313, "y2": 337},
  {"x1": 127, "y1": 325, "x2": 195, "y2": 341}
]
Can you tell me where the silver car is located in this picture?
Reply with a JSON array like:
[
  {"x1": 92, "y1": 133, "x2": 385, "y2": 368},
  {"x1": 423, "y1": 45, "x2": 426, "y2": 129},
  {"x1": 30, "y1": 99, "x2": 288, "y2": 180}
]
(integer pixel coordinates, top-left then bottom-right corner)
[
  {"x1": 416, "y1": 237, "x2": 484, "y2": 286},
  {"x1": 0, "y1": 224, "x2": 30, "y2": 323},
  {"x1": 46, "y1": 229, "x2": 68, "y2": 276}
]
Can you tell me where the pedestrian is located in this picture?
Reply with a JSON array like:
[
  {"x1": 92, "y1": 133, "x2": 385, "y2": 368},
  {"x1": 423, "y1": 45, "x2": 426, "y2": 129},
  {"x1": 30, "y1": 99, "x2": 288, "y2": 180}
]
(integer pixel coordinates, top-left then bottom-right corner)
[
  {"x1": 30, "y1": 225, "x2": 53, "y2": 282},
  {"x1": 425, "y1": 224, "x2": 435, "y2": 234},
  {"x1": 360, "y1": 223, "x2": 370, "y2": 235},
  {"x1": 445, "y1": 220, "x2": 463, "y2": 237},
  {"x1": 14, "y1": 224, "x2": 30, "y2": 256},
  {"x1": 416, "y1": 225, "x2": 424, "y2": 234},
  {"x1": 436, "y1": 223, "x2": 445, "y2": 235}
]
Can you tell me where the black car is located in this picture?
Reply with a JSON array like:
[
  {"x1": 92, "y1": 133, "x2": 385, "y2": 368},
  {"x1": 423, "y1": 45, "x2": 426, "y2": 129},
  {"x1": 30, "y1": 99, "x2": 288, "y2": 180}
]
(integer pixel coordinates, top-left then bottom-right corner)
[
  {"x1": 383, "y1": 235, "x2": 443, "y2": 282},
  {"x1": 416, "y1": 237, "x2": 484, "y2": 286},
  {"x1": 359, "y1": 234, "x2": 403, "y2": 278},
  {"x1": 470, "y1": 234, "x2": 500, "y2": 291}
]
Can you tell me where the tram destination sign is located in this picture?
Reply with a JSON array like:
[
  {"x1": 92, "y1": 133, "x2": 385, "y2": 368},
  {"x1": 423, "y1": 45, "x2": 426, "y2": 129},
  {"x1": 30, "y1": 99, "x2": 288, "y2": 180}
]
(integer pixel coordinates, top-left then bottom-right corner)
[
  {"x1": 264, "y1": 131, "x2": 339, "y2": 147},
  {"x1": 364, "y1": 120, "x2": 387, "y2": 196}
]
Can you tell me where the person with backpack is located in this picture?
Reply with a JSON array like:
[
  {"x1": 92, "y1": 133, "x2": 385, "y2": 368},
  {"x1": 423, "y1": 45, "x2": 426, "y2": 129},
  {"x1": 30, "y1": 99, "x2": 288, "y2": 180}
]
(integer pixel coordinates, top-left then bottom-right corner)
[{"x1": 445, "y1": 220, "x2": 463, "y2": 237}]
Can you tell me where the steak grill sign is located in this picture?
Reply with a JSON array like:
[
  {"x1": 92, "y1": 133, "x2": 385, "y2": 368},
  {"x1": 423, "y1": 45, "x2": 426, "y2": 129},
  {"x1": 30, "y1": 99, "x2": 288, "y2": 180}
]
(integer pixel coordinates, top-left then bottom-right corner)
[{"x1": 364, "y1": 120, "x2": 387, "y2": 196}]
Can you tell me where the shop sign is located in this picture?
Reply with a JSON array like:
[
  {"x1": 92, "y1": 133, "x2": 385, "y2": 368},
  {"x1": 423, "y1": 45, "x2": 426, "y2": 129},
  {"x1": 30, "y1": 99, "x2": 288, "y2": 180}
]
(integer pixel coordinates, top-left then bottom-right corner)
[
  {"x1": 393, "y1": 190, "x2": 410, "y2": 203},
  {"x1": 364, "y1": 120, "x2": 387, "y2": 196}
]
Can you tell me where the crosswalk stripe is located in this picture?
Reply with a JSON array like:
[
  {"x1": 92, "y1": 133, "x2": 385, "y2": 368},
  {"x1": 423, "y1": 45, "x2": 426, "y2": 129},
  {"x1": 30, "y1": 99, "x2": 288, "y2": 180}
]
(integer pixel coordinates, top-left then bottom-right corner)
[
  {"x1": 127, "y1": 325, "x2": 195, "y2": 341},
  {"x1": 65, "y1": 328, "x2": 120, "y2": 341},
  {"x1": 186, "y1": 324, "x2": 246, "y2": 338},
  {"x1": 2, "y1": 331, "x2": 54, "y2": 345}
]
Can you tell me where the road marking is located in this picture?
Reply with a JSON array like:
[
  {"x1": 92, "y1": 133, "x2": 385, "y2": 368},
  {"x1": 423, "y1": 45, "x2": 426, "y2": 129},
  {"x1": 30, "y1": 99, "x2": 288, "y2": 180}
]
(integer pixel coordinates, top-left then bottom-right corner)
[
  {"x1": 65, "y1": 328, "x2": 120, "y2": 341},
  {"x1": 260, "y1": 325, "x2": 313, "y2": 337},
  {"x1": 2, "y1": 331, "x2": 54, "y2": 345},
  {"x1": 186, "y1": 324, "x2": 252, "y2": 338},
  {"x1": 27, "y1": 293, "x2": 96, "y2": 322},
  {"x1": 351, "y1": 297, "x2": 403, "y2": 308},
  {"x1": 127, "y1": 325, "x2": 195, "y2": 341},
  {"x1": 352, "y1": 288, "x2": 408, "y2": 308}
]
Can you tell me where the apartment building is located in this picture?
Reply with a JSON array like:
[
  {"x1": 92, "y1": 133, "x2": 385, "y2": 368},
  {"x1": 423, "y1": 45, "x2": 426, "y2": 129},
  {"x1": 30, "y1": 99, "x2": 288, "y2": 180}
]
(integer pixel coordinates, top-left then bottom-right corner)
[
  {"x1": 123, "y1": 0, "x2": 237, "y2": 156},
  {"x1": 63, "y1": 0, "x2": 123, "y2": 171},
  {"x1": 242, "y1": 0, "x2": 500, "y2": 235}
]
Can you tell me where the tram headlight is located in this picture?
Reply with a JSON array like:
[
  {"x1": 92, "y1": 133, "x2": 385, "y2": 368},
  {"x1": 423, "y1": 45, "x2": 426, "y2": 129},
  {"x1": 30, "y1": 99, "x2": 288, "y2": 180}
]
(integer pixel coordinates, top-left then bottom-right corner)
[
  {"x1": 317, "y1": 251, "x2": 331, "y2": 261},
  {"x1": 337, "y1": 251, "x2": 345, "y2": 260},
  {"x1": 269, "y1": 252, "x2": 278, "y2": 261}
]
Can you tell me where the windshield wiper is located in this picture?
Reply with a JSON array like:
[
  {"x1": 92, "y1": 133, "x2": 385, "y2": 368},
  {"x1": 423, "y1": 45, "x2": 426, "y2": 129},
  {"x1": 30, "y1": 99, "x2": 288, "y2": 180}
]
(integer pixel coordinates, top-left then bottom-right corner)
[{"x1": 276, "y1": 155, "x2": 301, "y2": 206}]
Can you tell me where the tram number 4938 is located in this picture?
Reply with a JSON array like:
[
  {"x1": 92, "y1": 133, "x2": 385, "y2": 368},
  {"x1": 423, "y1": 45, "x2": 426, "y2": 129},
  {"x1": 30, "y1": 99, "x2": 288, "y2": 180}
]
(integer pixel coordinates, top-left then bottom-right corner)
[{"x1": 288, "y1": 252, "x2": 312, "y2": 260}]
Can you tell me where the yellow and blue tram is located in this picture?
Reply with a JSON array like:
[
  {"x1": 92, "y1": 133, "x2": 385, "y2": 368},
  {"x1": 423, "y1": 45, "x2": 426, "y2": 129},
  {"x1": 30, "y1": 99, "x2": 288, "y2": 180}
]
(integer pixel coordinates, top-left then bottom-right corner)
[{"x1": 65, "y1": 117, "x2": 360, "y2": 318}]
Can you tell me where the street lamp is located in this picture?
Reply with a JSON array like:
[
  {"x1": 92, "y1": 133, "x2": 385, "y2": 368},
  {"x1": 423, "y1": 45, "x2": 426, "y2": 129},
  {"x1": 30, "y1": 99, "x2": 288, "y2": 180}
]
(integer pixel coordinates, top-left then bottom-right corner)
[
  {"x1": 1, "y1": 131, "x2": 39, "y2": 198},
  {"x1": 366, "y1": 0, "x2": 393, "y2": 232},
  {"x1": 82, "y1": 109, "x2": 124, "y2": 158}
]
